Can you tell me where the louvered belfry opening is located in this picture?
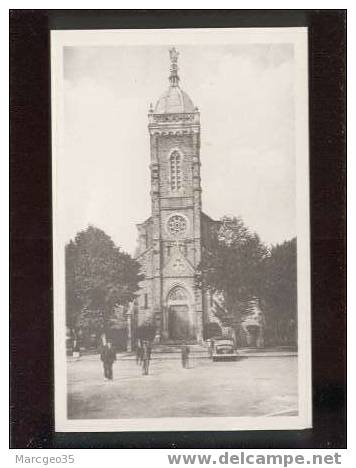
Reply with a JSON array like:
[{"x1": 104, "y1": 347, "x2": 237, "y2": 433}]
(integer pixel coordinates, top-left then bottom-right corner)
[{"x1": 170, "y1": 150, "x2": 182, "y2": 190}]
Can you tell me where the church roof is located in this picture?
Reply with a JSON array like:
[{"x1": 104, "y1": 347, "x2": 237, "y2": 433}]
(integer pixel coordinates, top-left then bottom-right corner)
[
  {"x1": 155, "y1": 86, "x2": 195, "y2": 114},
  {"x1": 201, "y1": 212, "x2": 217, "y2": 222},
  {"x1": 153, "y1": 47, "x2": 195, "y2": 115}
]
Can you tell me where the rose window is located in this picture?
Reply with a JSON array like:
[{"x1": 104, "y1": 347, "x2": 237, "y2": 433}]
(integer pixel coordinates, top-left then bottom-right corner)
[{"x1": 167, "y1": 215, "x2": 187, "y2": 236}]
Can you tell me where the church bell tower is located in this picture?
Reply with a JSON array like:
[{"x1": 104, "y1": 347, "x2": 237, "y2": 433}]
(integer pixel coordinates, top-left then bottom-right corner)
[{"x1": 136, "y1": 48, "x2": 204, "y2": 343}]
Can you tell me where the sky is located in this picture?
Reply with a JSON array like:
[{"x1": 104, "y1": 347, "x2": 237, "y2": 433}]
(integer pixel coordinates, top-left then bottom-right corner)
[{"x1": 61, "y1": 43, "x2": 296, "y2": 254}]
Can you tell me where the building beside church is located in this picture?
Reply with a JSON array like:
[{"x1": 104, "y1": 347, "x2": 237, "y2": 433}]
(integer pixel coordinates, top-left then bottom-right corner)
[{"x1": 134, "y1": 48, "x2": 220, "y2": 343}]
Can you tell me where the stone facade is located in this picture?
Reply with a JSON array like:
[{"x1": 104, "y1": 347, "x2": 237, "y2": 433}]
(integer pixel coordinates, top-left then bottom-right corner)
[{"x1": 135, "y1": 48, "x2": 218, "y2": 343}]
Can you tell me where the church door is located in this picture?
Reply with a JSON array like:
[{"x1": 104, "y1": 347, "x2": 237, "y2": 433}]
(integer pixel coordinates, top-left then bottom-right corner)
[
  {"x1": 167, "y1": 286, "x2": 194, "y2": 341},
  {"x1": 168, "y1": 305, "x2": 191, "y2": 341}
]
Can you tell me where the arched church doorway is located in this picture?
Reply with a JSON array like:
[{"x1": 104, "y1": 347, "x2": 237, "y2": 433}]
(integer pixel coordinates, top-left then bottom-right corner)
[{"x1": 167, "y1": 286, "x2": 194, "y2": 341}]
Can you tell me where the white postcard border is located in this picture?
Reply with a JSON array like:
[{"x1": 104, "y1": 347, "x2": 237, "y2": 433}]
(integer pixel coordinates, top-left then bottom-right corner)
[{"x1": 51, "y1": 27, "x2": 311, "y2": 432}]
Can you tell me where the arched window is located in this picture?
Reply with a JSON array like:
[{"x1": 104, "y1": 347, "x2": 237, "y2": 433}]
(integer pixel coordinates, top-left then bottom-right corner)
[
  {"x1": 170, "y1": 151, "x2": 182, "y2": 190},
  {"x1": 168, "y1": 286, "x2": 188, "y2": 302}
]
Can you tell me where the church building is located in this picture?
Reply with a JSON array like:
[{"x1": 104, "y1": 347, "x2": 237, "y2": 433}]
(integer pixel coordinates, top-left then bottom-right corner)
[{"x1": 134, "y1": 48, "x2": 219, "y2": 343}]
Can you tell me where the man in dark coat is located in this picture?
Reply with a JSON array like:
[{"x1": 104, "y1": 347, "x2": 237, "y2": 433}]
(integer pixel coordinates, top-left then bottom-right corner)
[
  {"x1": 136, "y1": 340, "x2": 142, "y2": 365},
  {"x1": 181, "y1": 342, "x2": 190, "y2": 369},
  {"x1": 100, "y1": 341, "x2": 116, "y2": 380},
  {"x1": 141, "y1": 341, "x2": 151, "y2": 376}
]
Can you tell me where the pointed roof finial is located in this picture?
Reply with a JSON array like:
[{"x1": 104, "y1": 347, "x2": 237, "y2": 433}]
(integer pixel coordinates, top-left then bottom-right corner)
[{"x1": 169, "y1": 47, "x2": 180, "y2": 87}]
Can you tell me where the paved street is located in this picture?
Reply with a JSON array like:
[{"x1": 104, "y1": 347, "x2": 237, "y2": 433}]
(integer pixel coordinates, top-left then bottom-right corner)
[{"x1": 67, "y1": 354, "x2": 298, "y2": 420}]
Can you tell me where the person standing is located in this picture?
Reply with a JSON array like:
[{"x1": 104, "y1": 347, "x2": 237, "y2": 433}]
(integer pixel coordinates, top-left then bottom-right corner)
[
  {"x1": 181, "y1": 342, "x2": 190, "y2": 369},
  {"x1": 209, "y1": 339, "x2": 214, "y2": 359},
  {"x1": 100, "y1": 341, "x2": 116, "y2": 381},
  {"x1": 141, "y1": 341, "x2": 151, "y2": 375},
  {"x1": 136, "y1": 340, "x2": 142, "y2": 365},
  {"x1": 147, "y1": 340, "x2": 152, "y2": 361}
]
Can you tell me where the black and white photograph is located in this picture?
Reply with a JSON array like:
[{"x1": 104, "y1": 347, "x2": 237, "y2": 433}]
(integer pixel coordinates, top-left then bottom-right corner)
[{"x1": 51, "y1": 27, "x2": 311, "y2": 432}]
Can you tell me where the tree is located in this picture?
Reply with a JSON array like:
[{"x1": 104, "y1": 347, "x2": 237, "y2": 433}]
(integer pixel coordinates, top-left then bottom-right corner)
[
  {"x1": 65, "y1": 225, "x2": 143, "y2": 345},
  {"x1": 260, "y1": 238, "x2": 297, "y2": 345},
  {"x1": 197, "y1": 216, "x2": 268, "y2": 331}
]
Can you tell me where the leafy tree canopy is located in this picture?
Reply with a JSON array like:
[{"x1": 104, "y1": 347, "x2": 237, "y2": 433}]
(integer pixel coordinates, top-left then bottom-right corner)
[
  {"x1": 65, "y1": 225, "x2": 143, "y2": 337},
  {"x1": 261, "y1": 237, "x2": 297, "y2": 322},
  {"x1": 197, "y1": 216, "x2": 269, "y2": 325},
  {"x1": 198, "y1": 215, "x2": 297, "y2": 345}
]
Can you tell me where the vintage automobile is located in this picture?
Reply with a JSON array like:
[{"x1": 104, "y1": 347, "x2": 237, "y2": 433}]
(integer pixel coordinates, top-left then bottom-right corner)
[{"x1": 211, "y1": 338, "x2": 238, "y2": 361}]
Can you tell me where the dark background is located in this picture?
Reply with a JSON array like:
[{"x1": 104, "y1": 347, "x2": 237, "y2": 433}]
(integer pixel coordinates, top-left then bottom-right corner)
[{"x1": 10, "y1": 10, "x2": 346, "y2": 448}]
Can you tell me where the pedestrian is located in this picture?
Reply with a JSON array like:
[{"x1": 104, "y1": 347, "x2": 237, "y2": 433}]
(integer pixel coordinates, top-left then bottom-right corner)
[
  {"x1": 181, "y1": 342, "x2": 190, "y2": 369},
  {"x1": 141, "y1": 341, "x2": 151, "y2": 376},
  {"x1": 147, "y1": 340, "x2": 152, "y2": 360},
  {"x1": 100, "y1": 341, "x2": 116, "y2": 381},
  {"x1": 209, "y1": 339, "x2": 214, "y2": 359},
  {"x1": 136, "y1": 340, "x2": 142, "y2": 365}
]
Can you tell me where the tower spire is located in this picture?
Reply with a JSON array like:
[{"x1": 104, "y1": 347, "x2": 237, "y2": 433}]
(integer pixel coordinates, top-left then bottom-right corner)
[{"x1": 169, "y1": 47, "x2": 180, "y2": 87}]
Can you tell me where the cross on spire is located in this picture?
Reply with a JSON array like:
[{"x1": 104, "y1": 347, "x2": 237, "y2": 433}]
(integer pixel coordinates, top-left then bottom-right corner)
[{"x1": 169, "y1": 47, "x2": 180, "y2": 87}]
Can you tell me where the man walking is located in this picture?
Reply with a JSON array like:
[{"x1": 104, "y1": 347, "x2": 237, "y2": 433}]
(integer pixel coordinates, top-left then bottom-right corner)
[
  {"x1": 136, "y1": 340, "x2": 142, "y2": 365},
  {"x1": 181, "y1": 342, "x2": 190, "y2": 369},
  {"x1": 141, "y1": 341, "x2": 151, "y2": 376},
  {"x1": 100, "y1": 341, "x2": 116, "y2": 381}
]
